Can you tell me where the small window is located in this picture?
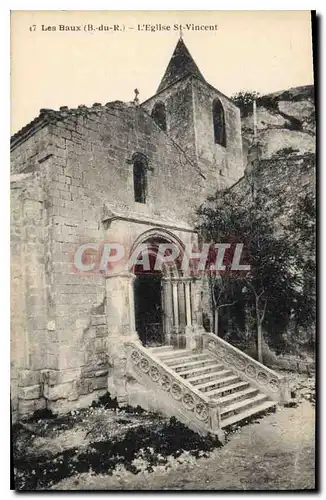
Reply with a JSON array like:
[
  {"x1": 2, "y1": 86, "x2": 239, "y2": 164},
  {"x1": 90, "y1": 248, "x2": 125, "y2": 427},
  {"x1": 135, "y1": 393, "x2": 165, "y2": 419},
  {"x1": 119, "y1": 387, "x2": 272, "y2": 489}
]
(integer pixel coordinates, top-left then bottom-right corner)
[
  {"x1": 133, "y1": 156, "x2": 147, "y2": 203},
  {"x1": 213, "y1": 98, "x2": 226, "y2": 147},
  {"x1": 151, "y1": 101, "x2": 167, "y2": 132}
]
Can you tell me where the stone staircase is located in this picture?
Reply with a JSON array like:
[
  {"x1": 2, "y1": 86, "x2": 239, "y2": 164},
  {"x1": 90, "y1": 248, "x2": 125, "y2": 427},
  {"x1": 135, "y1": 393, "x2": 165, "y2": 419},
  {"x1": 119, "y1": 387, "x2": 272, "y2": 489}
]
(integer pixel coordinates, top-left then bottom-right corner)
[
  {"x1": 148, "y1": 346, "x2": 277, "y2": 428},
  {"x1": 125, "y1": 332, "x2": 290, "y2": 442}
]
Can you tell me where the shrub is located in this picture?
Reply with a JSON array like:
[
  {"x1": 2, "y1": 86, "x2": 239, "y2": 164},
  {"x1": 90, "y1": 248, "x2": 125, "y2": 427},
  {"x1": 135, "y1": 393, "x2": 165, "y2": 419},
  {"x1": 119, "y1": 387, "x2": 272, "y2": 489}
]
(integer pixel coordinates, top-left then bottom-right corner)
[{"x1": 230, "y1": 90, "x2": 260, "y2": 117}]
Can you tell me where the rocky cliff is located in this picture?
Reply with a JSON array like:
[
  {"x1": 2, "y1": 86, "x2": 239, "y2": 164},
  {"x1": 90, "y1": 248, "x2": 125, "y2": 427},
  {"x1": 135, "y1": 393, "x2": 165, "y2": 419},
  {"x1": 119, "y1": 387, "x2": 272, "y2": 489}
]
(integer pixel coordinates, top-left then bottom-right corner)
[{"x1": 239, "y1": 85, "x2": 315, "y2": 168}]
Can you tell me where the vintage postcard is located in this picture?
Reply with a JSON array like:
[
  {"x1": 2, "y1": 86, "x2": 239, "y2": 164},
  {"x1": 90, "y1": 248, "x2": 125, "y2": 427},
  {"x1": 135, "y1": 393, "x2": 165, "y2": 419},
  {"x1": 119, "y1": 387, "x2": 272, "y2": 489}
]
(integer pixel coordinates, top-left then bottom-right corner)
[{"x1": 11, "y1": 10, "x2": 316, "y2": 491}]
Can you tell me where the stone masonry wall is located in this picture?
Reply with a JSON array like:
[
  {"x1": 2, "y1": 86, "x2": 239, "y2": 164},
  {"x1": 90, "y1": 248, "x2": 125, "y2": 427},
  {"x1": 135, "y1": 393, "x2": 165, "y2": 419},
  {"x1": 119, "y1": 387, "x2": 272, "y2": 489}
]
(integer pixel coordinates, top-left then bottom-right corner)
[
  {"x1": 141, "y1": 77, "x2": 197, "y2": 166},
  {"x1": 45, "y1": 102, "x2": 212, "y2": 413},
  {"x1": 142, "y1": 75, "x2": 244, "y2": 196},
  {"x1": 10, "y1": 124, "x2": 51, "y2": 175},
  {"x1": 11, "y1": 171, "x2": 48, "y2": 420},
  {"x1": 11, "y1": 101, "x2": 212, "y2": 417},
  {"x1": 193, "y1": 78, "x2": 244, "y2": 189}
]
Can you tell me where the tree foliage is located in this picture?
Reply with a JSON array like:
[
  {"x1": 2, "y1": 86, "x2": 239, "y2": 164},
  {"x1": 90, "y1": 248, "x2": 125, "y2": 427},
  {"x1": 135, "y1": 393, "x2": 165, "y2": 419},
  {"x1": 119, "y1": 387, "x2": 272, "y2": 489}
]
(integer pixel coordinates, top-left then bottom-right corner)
[
  {"x1": 230, "y1": 90, "x2": 260, "y2": 117},
  {"x1": 197, "y1": 188, "x2": 310, "y2": 361},
  {"x1": 284, "y1": 192, "x2": 316, "y2": 335}
]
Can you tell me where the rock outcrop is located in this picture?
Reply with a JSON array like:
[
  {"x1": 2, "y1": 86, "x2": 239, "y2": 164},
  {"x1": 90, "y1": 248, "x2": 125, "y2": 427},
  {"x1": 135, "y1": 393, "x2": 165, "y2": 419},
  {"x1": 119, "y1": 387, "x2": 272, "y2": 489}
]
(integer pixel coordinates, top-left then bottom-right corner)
[{"x1": 240, "y1": 85, "x2": 315, "y2": 168}]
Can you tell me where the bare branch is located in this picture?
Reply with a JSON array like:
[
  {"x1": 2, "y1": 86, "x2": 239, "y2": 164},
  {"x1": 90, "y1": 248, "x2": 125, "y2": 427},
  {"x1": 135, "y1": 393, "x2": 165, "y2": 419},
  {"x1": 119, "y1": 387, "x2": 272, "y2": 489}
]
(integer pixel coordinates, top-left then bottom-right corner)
[{"x1": 217, "y1": 301, "x2": 237, "y2": 310}]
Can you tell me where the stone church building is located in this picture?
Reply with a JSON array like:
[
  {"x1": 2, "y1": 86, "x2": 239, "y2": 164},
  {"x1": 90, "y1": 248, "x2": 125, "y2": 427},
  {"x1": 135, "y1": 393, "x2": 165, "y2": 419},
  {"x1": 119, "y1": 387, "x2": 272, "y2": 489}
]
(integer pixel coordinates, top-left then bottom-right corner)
[{"x1": 11, "y1": 38, "x2": 290, "y2": 436}]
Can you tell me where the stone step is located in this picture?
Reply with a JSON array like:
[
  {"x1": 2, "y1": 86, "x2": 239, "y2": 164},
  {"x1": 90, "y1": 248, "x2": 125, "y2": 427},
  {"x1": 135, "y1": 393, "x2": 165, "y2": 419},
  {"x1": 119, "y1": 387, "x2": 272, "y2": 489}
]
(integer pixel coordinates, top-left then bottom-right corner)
[
  {"x1": 207, "y1": 381, "x2": 250, "y2": 399},
  {"x1": 187, "y1": 368, "x2": 233, "y2": 386},
  {"x1": 148, "y1": 346, "x2": 174, "y2": 354},
  {"x1": 172, "y1": 358, "x2": 217, "y2": 372},
  {"x1": 163, "y1": 353, "x2": 212, "y2": 367},
  {"x1": 197, "y1": 374, "x2": 241, "y2": 392},
  {"x1": 141, "y1": 344, "x2": 280, "y2": 432},
  {"x1": 157, "y1": 349, "x2": 192, "y2": 360},
  {"x1": 221, "y1": 393, "x2": 268, "y2": 420},
  {"x1": 177, "y1": 362, "x2": 224, "y2": 379},
  {"x1": 216, "y1": 387, "x2": 259, "y2": 408},
  {"x1": 221, "y1": 400, "x2": 277, "y2": 428}
]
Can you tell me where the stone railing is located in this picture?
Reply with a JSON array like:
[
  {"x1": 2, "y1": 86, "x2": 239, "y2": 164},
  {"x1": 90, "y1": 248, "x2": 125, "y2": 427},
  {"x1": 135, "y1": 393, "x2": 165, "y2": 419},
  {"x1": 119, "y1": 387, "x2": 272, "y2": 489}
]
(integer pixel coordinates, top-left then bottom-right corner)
[
  {"x1": 200, "y1": 332, "x2": 290, "y2": 403},
  {"x1": 125, "y1": 341, "x2": 225, "y2": 441}
]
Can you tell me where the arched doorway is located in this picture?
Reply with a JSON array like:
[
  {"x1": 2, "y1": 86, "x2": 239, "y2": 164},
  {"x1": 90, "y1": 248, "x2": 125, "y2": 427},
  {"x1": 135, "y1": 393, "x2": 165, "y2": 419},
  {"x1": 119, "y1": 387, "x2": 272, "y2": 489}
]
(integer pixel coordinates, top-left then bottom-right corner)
[{"x1": 131, "y1": 233, "x2": 183, "y2": 347}]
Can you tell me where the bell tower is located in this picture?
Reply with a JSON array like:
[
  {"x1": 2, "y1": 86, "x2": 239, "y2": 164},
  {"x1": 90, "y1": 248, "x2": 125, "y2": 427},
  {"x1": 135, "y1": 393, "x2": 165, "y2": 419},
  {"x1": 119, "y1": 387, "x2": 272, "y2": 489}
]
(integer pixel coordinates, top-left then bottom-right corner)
[{"x1": 141, "y1": 38, "x2": 244, "y2": 190}]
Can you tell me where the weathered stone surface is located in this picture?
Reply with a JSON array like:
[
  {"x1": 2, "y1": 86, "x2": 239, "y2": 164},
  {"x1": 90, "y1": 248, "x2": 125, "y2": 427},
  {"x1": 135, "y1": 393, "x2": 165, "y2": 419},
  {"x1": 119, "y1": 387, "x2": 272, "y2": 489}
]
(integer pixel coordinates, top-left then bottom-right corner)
[
  {"x1": 89, "y1": 376, "x2": 107, "y2": 391},
  {"x1": 18, "y1": 397, "x2": 46, "y2": 418},
  {"x1": 94, "y1": 369, "x2": 108, "y2": 377},
  {"x1": 91, "y1": 315, "x2": 106, "y2": 326},
  {"x1": 44, "y1": 368, "x2": 81, "y2": 386},
  {"x1": 257, "y1": 129, "x2": 315, "y2": 159},
  {"x1": 78, "y1": 379, "x2": 91, "y2": 395},
  {"x1": 47, "y1": 389, "x2": 107, "y2": 415},
  {"x1": 232, "y1": 154, "x2": 315, "y2": 226},
  {"x1": 43, "y1": 382, "x2": 73, "y2": 401},
  {"x1": 18, "y1": 370, "x2": 41, "y2": 388},
  {"x1": 18, "y1": 384, "x2": 41, "y2": 400},
  {"x1": 241, "y1": 85, "x2": 315, "y2": 168}
]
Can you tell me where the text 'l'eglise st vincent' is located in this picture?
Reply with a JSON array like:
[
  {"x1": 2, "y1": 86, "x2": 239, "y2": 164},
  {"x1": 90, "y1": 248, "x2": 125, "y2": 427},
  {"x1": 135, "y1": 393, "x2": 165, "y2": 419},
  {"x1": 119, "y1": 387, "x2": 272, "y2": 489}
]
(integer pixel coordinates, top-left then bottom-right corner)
[{"x1": 137, "y1": 23, "x2": 219, "y2": 32}]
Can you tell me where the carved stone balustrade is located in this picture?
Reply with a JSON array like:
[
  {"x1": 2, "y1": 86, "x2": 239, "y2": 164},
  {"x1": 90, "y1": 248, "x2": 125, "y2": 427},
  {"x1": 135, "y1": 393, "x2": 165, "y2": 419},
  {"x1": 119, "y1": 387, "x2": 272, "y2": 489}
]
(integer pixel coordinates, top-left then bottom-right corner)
[
  {"x1": 125, "y1": 341, "x2": 225, "y2": 442},
  {"x1": 201, "y1": 332, "x2": 290, "y2": 403}
]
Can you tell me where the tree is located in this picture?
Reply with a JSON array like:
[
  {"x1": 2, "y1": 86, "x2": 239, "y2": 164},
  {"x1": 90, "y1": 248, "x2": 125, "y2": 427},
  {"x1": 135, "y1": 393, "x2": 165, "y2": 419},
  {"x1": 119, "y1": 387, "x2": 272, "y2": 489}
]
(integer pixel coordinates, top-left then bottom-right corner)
[
  {"x1": 230, "y1": 90, "x2": 260, "y2": 117},
  {"x1": 284, "y1": 192, "x2": 316, "y2": 343},
  {"x1": 197, "y1": 189, "x2": 301, "y2": 363},
  {"x1": 202, "y1": 238, "x2": 242, "y2": 337},
  {"x1": 208, "y1": 272, "x2": 236, "y2": 336}
]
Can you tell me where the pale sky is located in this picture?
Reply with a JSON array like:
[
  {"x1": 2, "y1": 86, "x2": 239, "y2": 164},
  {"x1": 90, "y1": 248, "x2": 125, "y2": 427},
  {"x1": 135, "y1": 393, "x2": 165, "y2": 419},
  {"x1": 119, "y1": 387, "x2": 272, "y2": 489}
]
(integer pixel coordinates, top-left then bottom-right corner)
[{"x1": 11, "y1": 10, "x2": 314, "y2": 135}]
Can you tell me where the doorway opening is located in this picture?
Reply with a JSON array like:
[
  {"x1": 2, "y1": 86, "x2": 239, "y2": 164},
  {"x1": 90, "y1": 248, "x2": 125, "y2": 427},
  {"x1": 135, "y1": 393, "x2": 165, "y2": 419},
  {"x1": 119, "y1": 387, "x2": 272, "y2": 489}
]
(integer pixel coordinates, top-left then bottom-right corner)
[
  {"x1": 131, "y1": 233, "x2": 184, "y2": 348},
  {"x1": 134, "y1": 270, "x2": 163, "y2": 347}
]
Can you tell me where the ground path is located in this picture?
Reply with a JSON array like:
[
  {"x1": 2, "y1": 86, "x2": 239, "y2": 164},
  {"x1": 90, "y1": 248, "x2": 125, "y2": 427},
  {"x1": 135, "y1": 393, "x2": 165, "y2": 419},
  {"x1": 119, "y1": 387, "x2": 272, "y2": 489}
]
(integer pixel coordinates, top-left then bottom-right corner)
[{"x1": 53, "y1": 400, "x2": 315, "y2": 490}]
